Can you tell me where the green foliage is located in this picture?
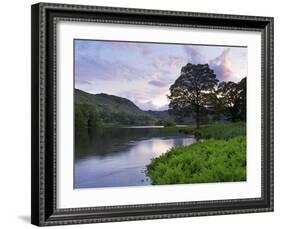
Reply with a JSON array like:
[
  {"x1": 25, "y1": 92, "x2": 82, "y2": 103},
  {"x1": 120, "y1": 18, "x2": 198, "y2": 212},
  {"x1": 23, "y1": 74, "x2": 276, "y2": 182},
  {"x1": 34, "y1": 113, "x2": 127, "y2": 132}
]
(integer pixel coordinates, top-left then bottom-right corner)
[
  {"x1": 214, "y1": 77, "x2": 247, "y2": 122},
  {"x1": 168, "y1": 61, "x2": 247, "y2": 126},
  {"x1": 193, "y1": 122, "x2": 246, "y2": 140},
  {"x1": 163, "y1": 120, "x2": 176, "y2": 127},
  {"x1": 147, "y1": 136, "x2": 246, "y2": 185},
  {"x1": 168, "y1": 63, "x2": 218, "y2": 128},
  {"x1": 155, "y1": 120, "x2": 176, "y2": 127},
  {"x1": 75, "y1": 104, "x2": 101, "y2": 130},
  {"x1": 237, "y1": 77, "x2": 247, "y2": 121}
]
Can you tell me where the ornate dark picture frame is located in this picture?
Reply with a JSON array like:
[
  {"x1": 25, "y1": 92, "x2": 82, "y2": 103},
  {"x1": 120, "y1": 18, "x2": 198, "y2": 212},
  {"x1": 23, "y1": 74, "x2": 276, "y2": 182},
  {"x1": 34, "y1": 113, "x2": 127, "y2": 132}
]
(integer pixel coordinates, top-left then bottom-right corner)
[{"x1": 31, "y1": 2, "x2": 274, "y2": 226}]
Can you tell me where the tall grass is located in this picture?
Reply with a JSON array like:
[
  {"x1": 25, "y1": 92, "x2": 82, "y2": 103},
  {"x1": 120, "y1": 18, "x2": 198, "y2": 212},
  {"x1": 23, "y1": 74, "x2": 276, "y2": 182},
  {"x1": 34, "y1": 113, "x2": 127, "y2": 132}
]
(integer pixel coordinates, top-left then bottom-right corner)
[
  {"x1": 147, "y1": 136, "x2": 246, "y2": 185},
  {"x1": 193, "y1": 122, "x2": 246, "y2": 140}
]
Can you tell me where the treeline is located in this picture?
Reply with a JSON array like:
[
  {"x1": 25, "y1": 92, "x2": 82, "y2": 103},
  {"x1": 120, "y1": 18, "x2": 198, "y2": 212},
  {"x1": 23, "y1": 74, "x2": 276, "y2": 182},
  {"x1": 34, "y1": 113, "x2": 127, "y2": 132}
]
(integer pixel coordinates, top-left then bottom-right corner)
[
  {"x1": 75, "y1": 104, "x2": 101, "y2": 130},
  {"x1": 97, "y1": 110, "x2": 154, "y2": 126},
  {"x1": 75, "y1": 103, "x2": 156, "y2": 130}
]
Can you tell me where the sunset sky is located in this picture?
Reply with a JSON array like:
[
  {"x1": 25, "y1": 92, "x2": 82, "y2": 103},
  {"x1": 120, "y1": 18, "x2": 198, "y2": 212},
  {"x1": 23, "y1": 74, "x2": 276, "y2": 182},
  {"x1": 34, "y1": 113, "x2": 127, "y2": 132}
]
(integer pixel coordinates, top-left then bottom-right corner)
[{"x1": 74, "y1": 39, "x2": 247, "y2": 111}]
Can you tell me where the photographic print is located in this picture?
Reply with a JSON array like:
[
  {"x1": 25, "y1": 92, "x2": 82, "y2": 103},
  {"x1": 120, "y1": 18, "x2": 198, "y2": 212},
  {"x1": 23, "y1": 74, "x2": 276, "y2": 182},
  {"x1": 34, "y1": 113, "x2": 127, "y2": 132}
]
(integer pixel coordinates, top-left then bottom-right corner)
[
  {"x1": 31, "y1": 3, "x2": 273, "y2": 225},
  {"x1": 74, "y1": 40, "x2": 247, "y2": 189}
]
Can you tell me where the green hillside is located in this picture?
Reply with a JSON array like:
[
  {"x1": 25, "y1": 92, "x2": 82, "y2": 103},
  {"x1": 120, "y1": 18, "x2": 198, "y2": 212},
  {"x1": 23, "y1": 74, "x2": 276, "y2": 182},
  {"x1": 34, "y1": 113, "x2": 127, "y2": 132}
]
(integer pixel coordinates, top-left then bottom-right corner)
[
  {"x1": 75, "y1": 89, "x2": 173, "y2": 127},
  {"x1": 75, "y1": 89, "x2": 141, "y2": 112}
]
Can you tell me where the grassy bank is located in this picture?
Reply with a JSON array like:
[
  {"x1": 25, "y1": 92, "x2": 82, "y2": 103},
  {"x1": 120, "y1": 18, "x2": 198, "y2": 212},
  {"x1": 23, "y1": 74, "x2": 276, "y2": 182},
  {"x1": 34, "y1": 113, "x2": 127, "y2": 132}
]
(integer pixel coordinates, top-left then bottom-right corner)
[
  {"x1": 147, "y1": 136, "x2": 246, "y2": 185},
  {"x1": 193, "y1": 122, "x2": 246, "y2": 140},
  {"x1": 179, "y1": 122, "x2": 246, "y2": 139},
  {"x1": 147, "y1": 122, "x2": 246, "y2": 185}
]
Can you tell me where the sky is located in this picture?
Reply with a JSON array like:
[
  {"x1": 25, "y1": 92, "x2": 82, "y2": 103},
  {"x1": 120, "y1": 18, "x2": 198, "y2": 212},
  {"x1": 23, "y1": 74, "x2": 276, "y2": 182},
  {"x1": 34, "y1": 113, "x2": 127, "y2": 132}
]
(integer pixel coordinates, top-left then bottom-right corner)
[{"x1": 75, "y1": 39, "x2": 247, "y2": 111}]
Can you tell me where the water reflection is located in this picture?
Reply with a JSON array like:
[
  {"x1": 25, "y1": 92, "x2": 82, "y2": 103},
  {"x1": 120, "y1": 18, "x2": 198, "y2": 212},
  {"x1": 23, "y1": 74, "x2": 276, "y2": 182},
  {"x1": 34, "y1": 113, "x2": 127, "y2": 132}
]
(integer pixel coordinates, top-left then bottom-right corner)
[{"x1": 74, "y1": 127, "x2": 195, "y2": 188}]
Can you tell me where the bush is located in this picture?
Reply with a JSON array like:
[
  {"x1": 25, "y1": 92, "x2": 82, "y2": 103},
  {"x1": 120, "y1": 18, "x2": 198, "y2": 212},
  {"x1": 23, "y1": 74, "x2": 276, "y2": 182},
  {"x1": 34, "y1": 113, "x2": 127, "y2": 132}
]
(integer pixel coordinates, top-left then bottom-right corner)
[
  {"x1": 163, "y1": 120, "x2": 176, "y2": 127},
  {"x1": 147, "y1": 136, "x2": 246, "y2": 185}
]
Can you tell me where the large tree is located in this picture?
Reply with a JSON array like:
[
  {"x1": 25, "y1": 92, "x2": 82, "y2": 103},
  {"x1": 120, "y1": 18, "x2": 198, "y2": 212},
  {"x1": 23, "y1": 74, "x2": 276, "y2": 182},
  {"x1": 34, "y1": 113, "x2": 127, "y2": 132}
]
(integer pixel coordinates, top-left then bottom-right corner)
[{"x1": 168, "y1": 63, "x2": 218, "y2": 128}]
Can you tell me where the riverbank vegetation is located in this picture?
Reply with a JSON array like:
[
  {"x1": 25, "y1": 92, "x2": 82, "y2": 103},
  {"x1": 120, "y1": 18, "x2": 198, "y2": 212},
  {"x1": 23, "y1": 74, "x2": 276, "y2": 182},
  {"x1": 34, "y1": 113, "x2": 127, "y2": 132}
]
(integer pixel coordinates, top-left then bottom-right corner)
[
  {"x1": 193, "y1": 122, "x2": 246, "y2": 140},
  {"x1": 147, "y1": 134, "x2": 246, "y2": 185},
  {"x1": 180, "y1": 122, "x2": 246, "y2": 140},
  {"x1": 147, "y1": 122, "x2": 246, "y2": 184}
]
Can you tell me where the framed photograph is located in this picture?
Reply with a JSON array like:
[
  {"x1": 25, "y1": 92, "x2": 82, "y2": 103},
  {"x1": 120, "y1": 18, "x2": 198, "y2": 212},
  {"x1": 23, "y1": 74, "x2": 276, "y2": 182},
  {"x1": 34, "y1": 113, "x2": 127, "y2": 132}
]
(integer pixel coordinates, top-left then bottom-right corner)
[{"x1": 31, "y1": 2, "x2": 274, "y2": 226}]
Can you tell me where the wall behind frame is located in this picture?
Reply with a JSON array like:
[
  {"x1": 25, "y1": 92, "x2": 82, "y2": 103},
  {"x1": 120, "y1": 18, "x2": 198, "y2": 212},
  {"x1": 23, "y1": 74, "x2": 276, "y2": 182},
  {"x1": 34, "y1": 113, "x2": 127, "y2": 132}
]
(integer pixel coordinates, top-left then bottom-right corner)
[{"x1": 0, "y1": 0, "x2": 279, "y2": 229}]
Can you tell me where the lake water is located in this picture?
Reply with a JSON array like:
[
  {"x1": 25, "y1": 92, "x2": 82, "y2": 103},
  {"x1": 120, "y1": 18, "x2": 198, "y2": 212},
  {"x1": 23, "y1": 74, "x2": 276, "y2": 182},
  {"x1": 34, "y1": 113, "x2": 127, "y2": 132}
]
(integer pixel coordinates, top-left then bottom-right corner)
[{"x1": 74, "y1": 126, "x2": 195, "y2": 189}]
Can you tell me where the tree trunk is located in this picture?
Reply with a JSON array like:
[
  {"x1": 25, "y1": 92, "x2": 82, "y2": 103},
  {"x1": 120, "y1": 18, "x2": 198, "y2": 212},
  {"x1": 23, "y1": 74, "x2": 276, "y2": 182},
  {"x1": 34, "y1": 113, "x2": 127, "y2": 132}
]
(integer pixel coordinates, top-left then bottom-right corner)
[
  {"x1": 195, "y1": 91, "x2": 200, "y2": 129},
  {"x1": 196, "y1": 104, "x2": 200, "y2": 129}
]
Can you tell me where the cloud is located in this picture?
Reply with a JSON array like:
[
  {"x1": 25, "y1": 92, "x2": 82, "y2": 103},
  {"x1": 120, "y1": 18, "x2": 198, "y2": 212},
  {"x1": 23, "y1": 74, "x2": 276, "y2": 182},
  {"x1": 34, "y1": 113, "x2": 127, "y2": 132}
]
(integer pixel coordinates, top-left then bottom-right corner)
[
  {"x1": 142, "y1": 47, "x2": 152, "y2": 56},
  {"x1": 75, "y1": 40, "x2": 246, "y2": 112},
  {"x1": 209, "y1": 48, "x2": 235, "y2": 81},
  {"x1": 183, "y1": 45, "x2": 204, "y2": 64},
  {"x1": 137, "y1": 100, "x2": 168, "y2": 111},
  {"x1": 138, "y1": 101, "x2": 156, "y2": 110},
  {"x1": 75, "y1": 53, "x2": 149, "y2": 83},
  {"x1": 118, "y1": 91, "x2": 156, "y2": 110},
  {"x1": 137, "y1": 99, "x2": 169, "y2": 111},
  {"x1": 119, "y1": 91, "x2": 148, "y2": 103},
  {"x1": 157, "y1": 103, "x2": 169, "y2": 111},
  {"x1": 168, "y1": 56, "x2": 183, "y2": 68},
  {"x1": 148, "y1": 79, "x2": 170, "y2": 88},
  {"x1": 75, "y1": 79, "x2": 92, "y2": 85},
  {"x1": 151, "y1": 56, "x2": 165, "y2": 69},
  {"x1": 126, "y1": 42, "x2": 138, "y2": 49}
]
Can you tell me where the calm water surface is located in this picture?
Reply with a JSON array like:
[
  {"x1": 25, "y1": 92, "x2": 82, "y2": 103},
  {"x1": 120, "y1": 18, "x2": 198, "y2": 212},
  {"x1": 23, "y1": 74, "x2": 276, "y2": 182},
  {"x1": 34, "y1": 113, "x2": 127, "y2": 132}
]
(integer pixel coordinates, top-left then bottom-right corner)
[{"x1": 74, "y1": 126, "x2": 195, "y2": 189}]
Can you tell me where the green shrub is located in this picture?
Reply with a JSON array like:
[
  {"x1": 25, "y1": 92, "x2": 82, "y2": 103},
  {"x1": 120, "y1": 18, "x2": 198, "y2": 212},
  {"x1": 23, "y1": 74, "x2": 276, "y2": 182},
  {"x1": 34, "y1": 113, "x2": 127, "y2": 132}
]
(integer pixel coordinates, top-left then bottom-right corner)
[
  {"x1": 147, "y1": 136, "x2": 246, "y2": 185},
  {"x1": 163, "y1": 120, "x2": 176, "y2": 127}
]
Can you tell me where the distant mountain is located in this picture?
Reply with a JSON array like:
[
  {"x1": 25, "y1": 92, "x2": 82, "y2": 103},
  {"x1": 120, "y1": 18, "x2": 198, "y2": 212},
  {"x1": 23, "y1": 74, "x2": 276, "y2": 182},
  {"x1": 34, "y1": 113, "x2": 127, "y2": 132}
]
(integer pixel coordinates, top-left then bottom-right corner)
[
  {"x1": 75, "y1": 88, "x2": 141, "y2": 112},
  {"x1": 75, "y1": 89, "x2": 173, "y2": 126},
  {"x1": 146, "y1": 110, "x2": 172, "y2": 120}
]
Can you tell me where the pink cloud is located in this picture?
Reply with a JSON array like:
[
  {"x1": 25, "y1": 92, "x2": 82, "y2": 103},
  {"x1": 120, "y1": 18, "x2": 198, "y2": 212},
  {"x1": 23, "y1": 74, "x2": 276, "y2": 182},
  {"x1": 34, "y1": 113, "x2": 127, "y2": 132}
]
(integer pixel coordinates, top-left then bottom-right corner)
[
  {"x1": 168, "y1": 56, "x2": 182, "y2": 68},
  {"x1": 209, "y1": 48, "x2": 236, "y2": 82},
  {"x1": 126, "y1": 43, "x2": 138, "y2": 48},
  {"x1": 142, "y1": 47, "x2": 152, "y2": 56},
  {"x1": 151, "y1": 56, "x2": 165, "y2": 69}
]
